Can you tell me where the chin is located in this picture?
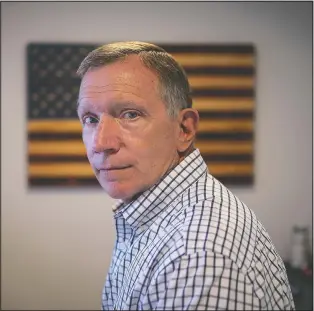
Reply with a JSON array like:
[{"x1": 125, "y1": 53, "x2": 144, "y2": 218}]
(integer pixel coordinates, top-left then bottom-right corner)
[{"x1": 100, "y1": 181, "x2": 139, "y2": 203}]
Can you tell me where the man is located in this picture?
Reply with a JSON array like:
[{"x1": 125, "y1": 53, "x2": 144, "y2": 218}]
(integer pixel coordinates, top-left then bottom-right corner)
[{"x1": 76, "y1": 41, "x2": 295, "y2": 310}]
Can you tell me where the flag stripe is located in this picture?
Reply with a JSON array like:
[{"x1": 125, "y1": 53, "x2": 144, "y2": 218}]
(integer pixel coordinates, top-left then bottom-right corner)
[
  {"x1": 188, "y1": 76, "x2": 254, "y2": 89},
  {"x1": 28, "y1": 120, "x2": 81, "y2": 133},
  {"x1": 197, "y1": 119, "x2": 253, "y2": 132},
  {"x1": 28, "y1": 140, "x2": 253, "y2": 155},
  {"x1": 28, "y1": 97, "x2": 255, "y2": 120},
  {"x1": 28, "y1": 97, "x2": 255, "y2": 113},
  {"x1": 192, "y1": 89, "x2": 254, "y2": 97},
  {"x1": 29, "y1": 141, "x2": 85, "y2": 155},
  {"x1": 170, "y1": 53, "x2": 254, "y2": 67},
  {"x1": 29, "y1": 163, "x2": 94, "y2": 177},
  {"x1": 198, "y1": 111, "x2": 253, "y2": 119},
  {"x1": 29, "y1": 162, "x2": 253, "y2": 177},
  {"x1": 202, "y1": 154, "x2": 253, "y2": 162},
  {"x1": 28, "y1": 175, "x2": 254, "y2": 187},
  {"x1": 193, "y1": 98, "x2": 254, "y2": 111},
  {"x1": 196, "y1": 132, "x2": 253, "y2": 141},
  {"x1": 28, "y1": 177, "x2": 100, "y2": 187},
  {"x1": 195, "y1": 141, "x2": 254, "y2": 153},
  {"x1": 29, "y1": 133, "x2": 83, "y2": 140},
  {"x1": 31, "y1": 75, "x2": 254, "y2": 89},
  {"x1": 27, "y1": 43, "x2": 254, "y2": 54},
  {"x1": 28, "y1": 153, "x2": 253, "y2": 163},
  {"x1": 159, "y1": 44, "x2": 255, "y2": 54},
  {"x1": 184, "y1": 66, "x2": 255, "y2": 76},
  {"x1": 29, "y1": 131, "x2": 253, "y2": 141},
  {"x1": 29, "y1": 68, "x2": 255, "y2": 85},
  {"x1": 28, "y1": 119, "x2": 253, "y2": 133}
]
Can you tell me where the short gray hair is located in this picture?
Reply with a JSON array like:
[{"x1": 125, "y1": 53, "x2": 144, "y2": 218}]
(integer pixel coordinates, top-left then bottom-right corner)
[{"x1": 77, "y1": 41, "x2": 192, "y2": 118}]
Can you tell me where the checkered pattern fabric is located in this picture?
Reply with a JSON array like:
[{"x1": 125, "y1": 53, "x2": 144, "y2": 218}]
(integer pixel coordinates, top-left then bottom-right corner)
[{"x1": 102, "y1": 149, "x2": 295, "y2": 310}]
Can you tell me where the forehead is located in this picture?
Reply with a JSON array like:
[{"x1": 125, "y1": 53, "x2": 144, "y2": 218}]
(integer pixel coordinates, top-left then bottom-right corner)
[
  {"x1": 80, "y1": 56, "x2": 158, "y2": 93},
  {"x1": 78, "y1": 56, "x2": 165, "y2": 113}
]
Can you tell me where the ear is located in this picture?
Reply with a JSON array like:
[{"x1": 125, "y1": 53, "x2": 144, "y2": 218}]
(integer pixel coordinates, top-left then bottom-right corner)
[{"x1": 177, "y1": 108, "x2": 199, "y2": 153}]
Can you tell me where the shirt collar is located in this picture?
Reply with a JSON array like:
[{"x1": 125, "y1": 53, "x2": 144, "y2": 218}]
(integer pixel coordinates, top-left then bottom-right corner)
[{"x1": 113, "y1": 148, "x2": 208, "y2": 234}]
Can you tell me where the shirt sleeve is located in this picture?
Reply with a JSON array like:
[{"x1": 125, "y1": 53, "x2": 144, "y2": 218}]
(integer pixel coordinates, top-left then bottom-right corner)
[{"x1": 141, "y1": 250, "x2": 262, "y2": 310}]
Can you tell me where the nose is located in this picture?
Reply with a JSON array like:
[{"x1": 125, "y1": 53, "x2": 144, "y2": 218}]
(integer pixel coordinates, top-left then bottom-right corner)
[{"x1": 92, "y1": 114, "x2": 121, "y2": 154}]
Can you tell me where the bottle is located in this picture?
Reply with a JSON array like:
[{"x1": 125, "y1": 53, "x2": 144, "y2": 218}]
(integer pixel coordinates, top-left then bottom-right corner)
[{"x1": 290, "y1": 226, "x2": 307, "y2": 270}]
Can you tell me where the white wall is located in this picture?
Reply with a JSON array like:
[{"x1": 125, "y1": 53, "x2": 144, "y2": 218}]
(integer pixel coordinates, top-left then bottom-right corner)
[{"x1": 2, "y1": 2, "x2": 312, "y2": 310}]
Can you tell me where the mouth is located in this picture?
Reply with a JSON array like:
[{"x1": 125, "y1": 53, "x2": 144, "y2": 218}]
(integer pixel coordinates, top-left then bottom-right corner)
[
  {"x1": 96, "y1": 165, "x2": 132, "y2": 182},
  {"x1": 99, "y1": 165, "x2": 132, "y2": 172}
]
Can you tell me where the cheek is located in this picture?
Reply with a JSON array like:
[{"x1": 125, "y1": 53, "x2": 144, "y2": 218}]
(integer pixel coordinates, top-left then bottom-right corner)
[
  {"x1": 82, "y1": 131, "x2": 94, "y2": 156},
  {"x1": 130, "y1": 124, "x2": 178, "y2": 161},
  {"x1": 120, "y1": 124, "x2": 149, "y2": 150},
  {"x1": 150, "y1": 124, "x2": 177, "y2": 147},
  {"x1": 130, "y1": 121, "x2": 175, "y2": 143}
]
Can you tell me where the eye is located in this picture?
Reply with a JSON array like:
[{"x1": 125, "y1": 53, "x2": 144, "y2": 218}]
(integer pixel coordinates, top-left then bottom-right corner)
[
  {"x1": 121, "y1": 110, "x2": 141, "y2": 120},
  {"x1": 82, "y1": 115, "x2": 99, "y2": 125}
]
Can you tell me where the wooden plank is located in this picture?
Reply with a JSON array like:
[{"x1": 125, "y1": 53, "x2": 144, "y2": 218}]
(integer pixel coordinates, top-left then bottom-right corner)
[
  {"x1": 171, "y1": 53, "x2": 254, "y2": 67},
  {"x1": 193, "y1": 98, "x2": 254, "y2": 111},
  {"x1": 29, "y1": 162, "x2": 253, "y2": 177},
  {"x1": 28, "y1": 120, "x2": 81, "y2": 133},
  {"x1": 28, "y1": 140, "x2": 253, "y2": 155},
  {"x1": 189, "y1": 76, "x2": 254, "y2": 89},
  {"x1": 195, "y1": 141, "x2": 253, "y2": 154},
  {"x1": 208, "y1": 163, "x2": 253, "y2": 176},
  {"x1": 29, "y1": 141, "x2": 85, "y2": 155},
  {"x1": 28, "y1": 118, "x2": 254, "y2": 133},
  {"x1": 197, "y1": 119, "x2": 253, "y2": 132},
  {"x1": 29, "y1": 162, "x2": 93, "y2": 177}
]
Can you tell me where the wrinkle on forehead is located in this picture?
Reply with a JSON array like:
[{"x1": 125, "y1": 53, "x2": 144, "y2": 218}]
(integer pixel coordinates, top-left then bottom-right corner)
[
  {"x1": 77, "y1": 57, "x2": 161, "y2": 110},
  {"x1": 80, "y1": 57, "x2": 158, "y2": 89},
  {"x1": 78, "y1": 89, "x2": 146, "y2": 104},
  {"x1": 79, "y1": 82, "x2": 143, "y2": 93},
  {"x1": 79, "y1": 77, "x2": 157, "y2": 100}
]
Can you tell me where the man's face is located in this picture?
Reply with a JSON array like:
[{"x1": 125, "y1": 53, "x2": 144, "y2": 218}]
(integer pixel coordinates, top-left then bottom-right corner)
[{"x1": 77, "y1": 56, "x2": 181, "y2": 202}]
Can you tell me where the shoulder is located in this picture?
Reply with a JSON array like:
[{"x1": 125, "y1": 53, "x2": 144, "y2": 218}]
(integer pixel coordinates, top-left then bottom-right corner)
[{"x1": 178, "y1": 173, "x2": 261, "y2": 273}]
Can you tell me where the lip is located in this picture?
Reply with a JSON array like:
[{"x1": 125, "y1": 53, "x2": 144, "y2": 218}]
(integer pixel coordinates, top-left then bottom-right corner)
[{"x1": 98, "y1": 165, "x2": 131, "y2": 171}]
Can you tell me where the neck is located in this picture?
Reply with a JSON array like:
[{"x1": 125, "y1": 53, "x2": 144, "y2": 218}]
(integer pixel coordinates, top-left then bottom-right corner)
[
  {"x1": 122, "y1": 146, "x2": 195, "y2": 205},
  {"x1": 179, "y1": 144, "x2": 195, "y2": 162}
]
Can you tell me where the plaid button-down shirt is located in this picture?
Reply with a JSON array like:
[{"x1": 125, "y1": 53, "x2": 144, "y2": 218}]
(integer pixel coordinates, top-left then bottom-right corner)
[{"x1": 102, "y1": 149, "x2": 295, "y2": 310}]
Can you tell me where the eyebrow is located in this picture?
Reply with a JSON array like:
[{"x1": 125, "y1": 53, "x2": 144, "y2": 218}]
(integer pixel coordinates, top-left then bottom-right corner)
[{"x1": 76, "y1": 99, "x2": 147, "y2": 113}]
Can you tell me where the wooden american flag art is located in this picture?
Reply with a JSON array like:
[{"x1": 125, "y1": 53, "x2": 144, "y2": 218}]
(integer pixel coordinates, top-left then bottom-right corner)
[{"x1": 27, "y1": 43, "x2": 255, "y2": 187}]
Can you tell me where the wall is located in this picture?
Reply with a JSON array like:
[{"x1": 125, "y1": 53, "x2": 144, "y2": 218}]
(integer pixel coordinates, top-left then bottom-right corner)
[{"x1": 2, "y1": 2, "x2": 312, "y2": 310}]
